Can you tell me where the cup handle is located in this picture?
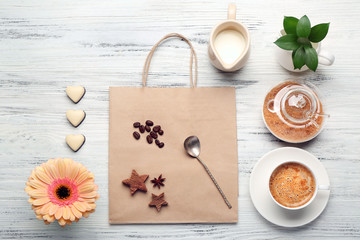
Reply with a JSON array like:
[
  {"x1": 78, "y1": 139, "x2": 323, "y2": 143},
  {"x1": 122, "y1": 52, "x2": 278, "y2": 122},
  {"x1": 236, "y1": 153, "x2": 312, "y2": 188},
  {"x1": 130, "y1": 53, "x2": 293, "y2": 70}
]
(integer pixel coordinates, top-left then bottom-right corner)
[
  {"x1": 318, "y1": 185, "x2": 330, "y2": 191},
  {"x1": 228, "y1": 3, "x2": 236, "y2": 20},
  {"x1": 318, "y1": 49, "x2": 335, "y2": 66}
]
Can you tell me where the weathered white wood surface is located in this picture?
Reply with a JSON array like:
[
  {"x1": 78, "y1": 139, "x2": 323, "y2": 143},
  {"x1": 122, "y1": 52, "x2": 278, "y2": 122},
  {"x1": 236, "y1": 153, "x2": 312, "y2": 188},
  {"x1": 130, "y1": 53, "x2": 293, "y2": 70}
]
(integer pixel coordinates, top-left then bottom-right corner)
[{"x1": 0, "y1": 0, "x2": 359, "y2": 239}]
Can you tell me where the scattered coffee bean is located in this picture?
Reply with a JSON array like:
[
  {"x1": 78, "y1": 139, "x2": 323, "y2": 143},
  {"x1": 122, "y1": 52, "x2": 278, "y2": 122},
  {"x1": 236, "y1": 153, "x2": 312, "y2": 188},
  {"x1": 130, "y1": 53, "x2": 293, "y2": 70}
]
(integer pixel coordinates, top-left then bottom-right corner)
[
  {"x1": 153, "y1": 125, "x2": 161, "y2": 132},
  {"x1": 132, "y1": 120, "x2": 165, "y2": 148},
  {"x1": 139, "y1": 125, "x2": 145, "y2": 133},
  {"x1": 133, "y1": 132, "x2": 140, "y2": 140},
  {"x1": 146, "y1": 120, "x2": 154, "y2": 126},
  {"x1": 146, "y1": 135, "x2": 153, "y2": 144},
  {"x1": 150, "y1": 131, "x2": 158, "y2": 139}
]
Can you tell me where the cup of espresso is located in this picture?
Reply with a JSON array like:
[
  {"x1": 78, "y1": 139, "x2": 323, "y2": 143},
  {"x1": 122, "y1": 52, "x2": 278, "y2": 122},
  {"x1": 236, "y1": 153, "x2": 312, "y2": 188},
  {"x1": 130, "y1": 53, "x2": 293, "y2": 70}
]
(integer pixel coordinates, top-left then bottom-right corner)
[
  {"x1": 208, "y1": 3, "x2": 250, "y2": 72},
  {"x1": 268, "y1": 161, "x2": 329, "y2": 210}
]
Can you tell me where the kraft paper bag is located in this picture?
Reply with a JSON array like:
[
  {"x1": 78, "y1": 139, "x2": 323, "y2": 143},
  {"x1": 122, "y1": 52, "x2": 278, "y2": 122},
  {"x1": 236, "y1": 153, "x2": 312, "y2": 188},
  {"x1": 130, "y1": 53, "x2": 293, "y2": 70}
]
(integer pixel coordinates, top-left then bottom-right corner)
[{"x1": 109, "y1": 33, "x2": 238, "y2": 223}]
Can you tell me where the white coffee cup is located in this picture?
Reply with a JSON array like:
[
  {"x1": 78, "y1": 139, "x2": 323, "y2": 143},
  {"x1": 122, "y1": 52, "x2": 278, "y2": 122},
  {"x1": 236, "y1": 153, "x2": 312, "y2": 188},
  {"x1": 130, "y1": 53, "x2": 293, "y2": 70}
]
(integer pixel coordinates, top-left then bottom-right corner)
[
  {"x1": 208, "y1": 3, "x2": 250, "y2": 72},
  {"x1": 268, "y1": 160, "x2": 329, "y2": 210},
  {"x1": 275, "y1": 30, "x2": 335, "y2": 72}
]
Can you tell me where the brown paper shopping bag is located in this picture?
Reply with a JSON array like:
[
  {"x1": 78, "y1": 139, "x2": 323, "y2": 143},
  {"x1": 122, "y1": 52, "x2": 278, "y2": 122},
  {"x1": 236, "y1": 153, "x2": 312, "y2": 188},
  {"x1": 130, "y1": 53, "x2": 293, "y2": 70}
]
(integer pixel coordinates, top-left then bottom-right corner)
[{"x1": 109, "y1": 33, "x2": 238, "y2": 223}]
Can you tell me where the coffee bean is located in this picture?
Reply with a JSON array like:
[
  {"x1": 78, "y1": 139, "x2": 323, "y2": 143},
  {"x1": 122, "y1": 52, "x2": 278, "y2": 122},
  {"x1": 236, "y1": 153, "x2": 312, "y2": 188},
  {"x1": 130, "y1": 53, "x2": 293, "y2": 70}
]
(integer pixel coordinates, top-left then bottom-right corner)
[
  {"x1": 158, "y1": 129, "x2": 164, "y2": 135},
  {"x1": 139, "y1": 125, "x2": 145, "y2": 133},
  {"x1": 145, "y1": 120, "x2": 154, "y2": 126},
  {"x1": 146, "y1": 135, "x2": 153, "y2": 144},
  {"x1": 155, "y1": 139, "x2": 160, "y2": 145},
  {"x1": 158, "y1": 142, "x2": 164, "y2": 148},
  {"x1": 145, "y1": 125, "x2": 151, "y2": 132},
  {"x1": 150, "y1": 131, "x2": 158, "y2": 139},
  {"x1": 153, "y1": 125, "x2": 161, "y2": 132},
  {"x1": 133, "y1": 132, "x2": 140, "y2": 140},
  {"x1": 133, "y1": 122, "x2": 141, "y2": 128}
]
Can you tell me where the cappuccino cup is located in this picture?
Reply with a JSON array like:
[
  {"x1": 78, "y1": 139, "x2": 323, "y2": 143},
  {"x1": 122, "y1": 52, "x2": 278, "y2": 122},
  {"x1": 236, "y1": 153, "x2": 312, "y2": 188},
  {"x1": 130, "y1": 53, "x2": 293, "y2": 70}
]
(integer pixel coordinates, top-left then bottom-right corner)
[{"x1": 268, "y1": 161, "x2": 329, "y2": 210}]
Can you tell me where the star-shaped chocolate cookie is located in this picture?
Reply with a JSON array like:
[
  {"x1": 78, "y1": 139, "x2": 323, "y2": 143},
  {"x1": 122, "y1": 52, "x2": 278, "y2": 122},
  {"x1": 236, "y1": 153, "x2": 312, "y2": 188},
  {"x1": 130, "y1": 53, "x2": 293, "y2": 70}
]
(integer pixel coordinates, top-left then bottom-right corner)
[
  {"x1": 122, "y1": 170, "x2": 149, "y2": 195},
  {"x1": 149, "y1": 192, "x2": 168, "y2": 212}
]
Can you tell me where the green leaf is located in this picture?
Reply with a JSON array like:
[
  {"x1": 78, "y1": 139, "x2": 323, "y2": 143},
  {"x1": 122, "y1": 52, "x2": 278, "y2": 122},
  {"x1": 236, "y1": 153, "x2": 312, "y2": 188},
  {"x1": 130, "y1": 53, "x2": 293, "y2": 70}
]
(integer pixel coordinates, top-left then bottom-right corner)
[
  {"x1": 296, "y1": 15, "x2": 311, "y2": 38},
  {"x1": 297, "y1": 37, "x2": 311, "y2": 47},
  {"x1": 304, "y1": 46, "x2": 318, "y2": 71},
  {"x1": 293, "y1": 46, "x2": 306, "y2": 69},
  {"x1": 274, "y1": 34, "x2": 300, "y2": 50},
  {"x1": 309, "y1": 23, "x2": 330, "y2": 43},
  {"x1": 284, "y1": 16, "x2": 299, "y2": 34}
]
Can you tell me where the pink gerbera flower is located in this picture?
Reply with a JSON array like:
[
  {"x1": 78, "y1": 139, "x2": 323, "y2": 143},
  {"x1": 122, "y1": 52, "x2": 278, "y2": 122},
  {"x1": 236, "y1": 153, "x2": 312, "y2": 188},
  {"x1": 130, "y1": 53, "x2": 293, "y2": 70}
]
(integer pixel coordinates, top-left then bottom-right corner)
[{"x1": 25, "y1": 158, "x2": 99, "y2": 227}]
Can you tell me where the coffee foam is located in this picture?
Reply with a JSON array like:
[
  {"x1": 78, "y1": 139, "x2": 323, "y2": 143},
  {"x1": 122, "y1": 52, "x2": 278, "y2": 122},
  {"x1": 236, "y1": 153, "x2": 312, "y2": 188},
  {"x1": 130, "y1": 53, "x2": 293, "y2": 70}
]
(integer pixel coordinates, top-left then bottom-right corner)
[{"x1": 269, "y1": 162, "x2": 315, "y2": 208}]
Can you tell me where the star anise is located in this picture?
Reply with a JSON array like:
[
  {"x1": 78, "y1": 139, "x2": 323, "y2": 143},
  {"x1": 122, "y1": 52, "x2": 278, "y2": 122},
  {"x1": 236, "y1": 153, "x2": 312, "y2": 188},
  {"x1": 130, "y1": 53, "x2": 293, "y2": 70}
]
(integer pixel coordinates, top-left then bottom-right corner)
[{"x1": 151, "y1": 174, "x2": 165, "y2": 189}]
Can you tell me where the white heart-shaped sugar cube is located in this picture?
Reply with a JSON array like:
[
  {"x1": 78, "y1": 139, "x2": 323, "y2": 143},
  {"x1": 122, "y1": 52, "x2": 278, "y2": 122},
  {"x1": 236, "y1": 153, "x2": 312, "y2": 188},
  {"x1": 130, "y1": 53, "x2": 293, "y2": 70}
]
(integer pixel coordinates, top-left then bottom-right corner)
[
  {"x1": 66, "y1": 86, "x2": 86, "y2": 104},
  {"x1": 66, "y1": 134, "x2": 86, "y2": 152},
  {"x1": 66, "y1": 110, "x2": 86, "y2": 128}
]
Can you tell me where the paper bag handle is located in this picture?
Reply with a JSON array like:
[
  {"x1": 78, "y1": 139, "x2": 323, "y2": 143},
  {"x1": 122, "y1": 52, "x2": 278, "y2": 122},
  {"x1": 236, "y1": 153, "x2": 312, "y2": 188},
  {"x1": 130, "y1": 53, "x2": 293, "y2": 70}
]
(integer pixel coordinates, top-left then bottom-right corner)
[{"x1": 142, "y1": 33, "x2": 198, "y2": 88}]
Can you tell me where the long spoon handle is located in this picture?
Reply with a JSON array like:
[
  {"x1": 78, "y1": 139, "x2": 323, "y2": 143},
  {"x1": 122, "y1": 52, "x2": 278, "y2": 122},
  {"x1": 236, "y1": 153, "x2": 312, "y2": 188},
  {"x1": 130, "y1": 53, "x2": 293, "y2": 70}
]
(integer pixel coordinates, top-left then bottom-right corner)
[{"x1": 196, "y1": 157, "x2": 232, "y2": 209}]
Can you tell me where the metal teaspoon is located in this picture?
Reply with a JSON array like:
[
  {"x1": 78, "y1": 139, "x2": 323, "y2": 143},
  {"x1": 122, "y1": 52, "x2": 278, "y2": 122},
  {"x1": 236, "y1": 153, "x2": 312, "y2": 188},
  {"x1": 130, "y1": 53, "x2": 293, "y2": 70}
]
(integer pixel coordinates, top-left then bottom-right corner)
[{"x1": 184, "y1": 136, "x2": 232, "y2": 209}]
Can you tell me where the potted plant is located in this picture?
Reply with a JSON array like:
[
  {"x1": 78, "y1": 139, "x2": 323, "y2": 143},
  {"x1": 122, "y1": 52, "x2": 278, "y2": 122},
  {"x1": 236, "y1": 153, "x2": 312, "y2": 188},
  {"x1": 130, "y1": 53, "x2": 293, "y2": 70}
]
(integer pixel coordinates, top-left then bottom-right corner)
[{"x1": 274, "y1": 15, "x2": 334, "y2": 72}]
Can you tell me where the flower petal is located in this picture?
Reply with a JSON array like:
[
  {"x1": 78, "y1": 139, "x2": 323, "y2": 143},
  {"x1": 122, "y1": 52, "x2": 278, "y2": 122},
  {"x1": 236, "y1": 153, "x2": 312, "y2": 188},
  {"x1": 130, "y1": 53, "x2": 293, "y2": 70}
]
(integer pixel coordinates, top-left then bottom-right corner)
[
  {"x1": 35, "y1": 207, "x2": 42, "y2": 215},
  {"x1": 55, "y1": 206, "x2": 63, "y2": 220},
  {"x1": 44, "y1": 160, "x2": 57, "y2": 180},
  {"x1": 49, "y1": 203, "x2": 58, "y2": 216},
  {"x1": 79, "y1": 191, "x2": 98, "y2": 199},
  {"x1": 48, "y1": 162, "x2": 60, "y2": 180},
  {"x1": 88, "y1": 203, "x2": 96, "y2": 210},
  {"x1": 28, "y1": 179, "x2": 47, "y2": 190},
  {"x1": 35, "y1": 167, "x2": 52, "y2": 185},
  {"x1": 41, "y1": 163, "x2": 54, "y2": 181},
  {"x1": 70, "y1": 204, "x2": 82, "y2": 219},
  {"x1": 80, "y1": 202, "x2": 91, "y2": 211},
  {"x1": 64, "y1": 158, "x2": 73, "y2": 178},
  {"x1": 69, "y1": 162, "x2": 80, "y2": 181},
  {"x1": 69, "y1": 209, "x2": 76, "y2": 221},
  {"x1": 57, "y1": 159, "x2": 66, "y2": 179},
  {"x1": 58, "y1": 217, "x2": 66, "y2": 227},
  {"x1": 73, "y1": 201, "x2": 86, "y2": 213},
  {"x1": 25, "y1": 186, "x2": 35, "y2": 195},
  {"x1": 39, "y1": 202, "x2": 52, "y2": 215},
  {"x1": 30, "y1": 191, "x2": 48, "y2": 198},
  {"x1": 83, "y1": 211, "x2": 90, "y2": 218},
  {"x1": 33, "y1": 198, "x2": 50, "y2": 206},
  {"x1": 78, "y1": 182, "x2": 95, "y2": 194},
  {"x1": 63, "y1": 206, "x2": 71, "y2": 220},
  {"x1": 78, "y1": 197, "x2": 96, "y2": 203},
  {"x1": 74, "y1": 171, "x2": 89, "y2": 185},
  {"x1": 43, "y1": 214, "x2": 55, "y2": 223}
]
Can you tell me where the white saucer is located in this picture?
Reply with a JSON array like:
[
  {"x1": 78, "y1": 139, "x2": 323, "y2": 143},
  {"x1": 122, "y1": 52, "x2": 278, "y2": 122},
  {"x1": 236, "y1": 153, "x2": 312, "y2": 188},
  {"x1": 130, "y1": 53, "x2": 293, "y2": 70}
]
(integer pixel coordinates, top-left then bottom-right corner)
[{"x1": 249, "y1": 147, "x2": 330, "y2": 227}]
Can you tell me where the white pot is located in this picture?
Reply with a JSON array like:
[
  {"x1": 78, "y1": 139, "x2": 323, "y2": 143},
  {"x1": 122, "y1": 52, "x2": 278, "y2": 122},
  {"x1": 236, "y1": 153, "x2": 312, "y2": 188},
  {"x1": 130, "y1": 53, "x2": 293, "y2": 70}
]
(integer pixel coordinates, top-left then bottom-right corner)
[{"x1": 275, "y1": 30, "x2": 335, "y2": 72}]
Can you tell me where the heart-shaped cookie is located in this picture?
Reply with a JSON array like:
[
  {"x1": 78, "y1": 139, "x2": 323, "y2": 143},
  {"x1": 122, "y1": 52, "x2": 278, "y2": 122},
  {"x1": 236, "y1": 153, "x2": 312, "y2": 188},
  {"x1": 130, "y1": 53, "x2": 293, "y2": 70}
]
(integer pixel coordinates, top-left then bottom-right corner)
[
  {"x1": 66, "y1": 134, "x2": 86, "y2": 152},
  {"x1": 66, "y1": 110, "x2": 86, "y2": 128},
  {"x1": 66, "y1": 86, "x2": 86, "y2": 104}
]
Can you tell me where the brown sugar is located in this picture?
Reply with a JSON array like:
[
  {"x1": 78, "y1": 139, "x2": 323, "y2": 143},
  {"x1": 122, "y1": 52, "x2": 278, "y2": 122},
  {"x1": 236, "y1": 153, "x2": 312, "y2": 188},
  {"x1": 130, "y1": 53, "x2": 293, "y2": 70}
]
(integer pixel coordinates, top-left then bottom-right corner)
[{"x1": 263, "y1": 81, "x2": 324, "y2": 143}]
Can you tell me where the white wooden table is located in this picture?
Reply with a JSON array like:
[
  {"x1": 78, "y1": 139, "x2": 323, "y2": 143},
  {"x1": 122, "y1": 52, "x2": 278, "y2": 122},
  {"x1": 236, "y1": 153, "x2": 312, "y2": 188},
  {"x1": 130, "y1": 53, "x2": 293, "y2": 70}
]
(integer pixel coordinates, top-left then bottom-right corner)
[{"x1": 1, "y1": 0, "x2": 359, "y2": 239}]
